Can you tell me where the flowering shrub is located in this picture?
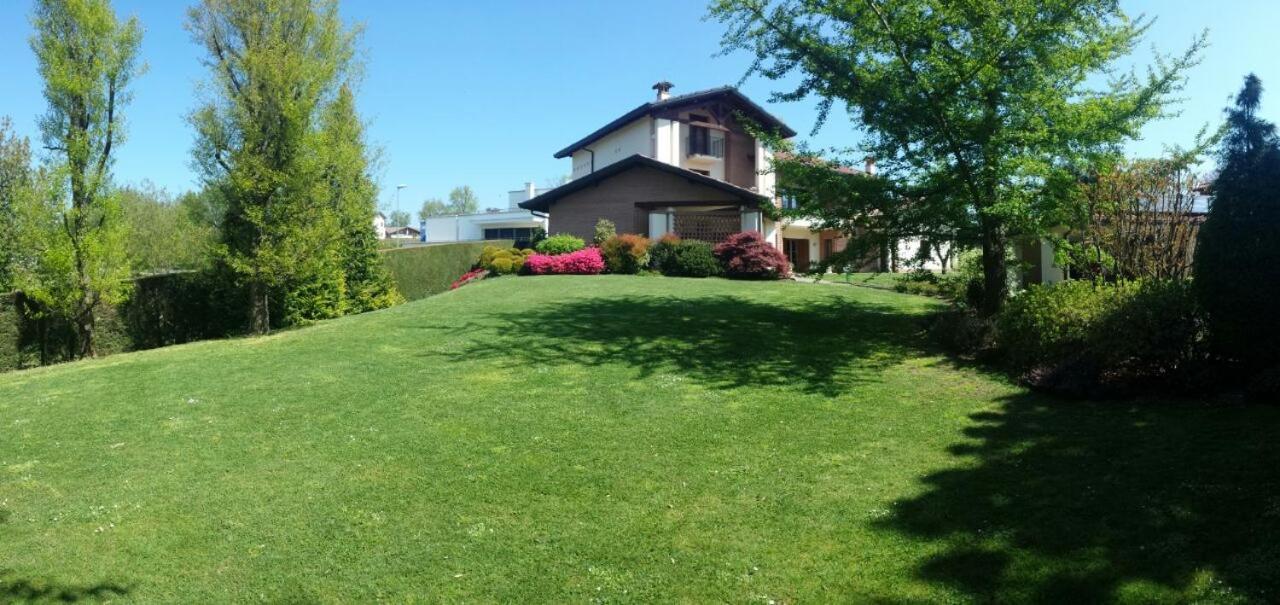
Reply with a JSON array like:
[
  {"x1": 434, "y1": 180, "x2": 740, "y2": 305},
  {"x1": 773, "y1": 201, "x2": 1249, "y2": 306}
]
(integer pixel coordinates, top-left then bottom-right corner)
[
  {"x1": 525, "y1": 247, "x2": 605, "y2": 275},
  {"x1": 534, "y1": 234, "x2": 586, "y2": 256},
  {"x1": 713, "y1": 231, "x2": 791, "y2": 279},
  {"x1": 450, "y1": 268, "x2": 488, "y2": 290},
  {"x1": 600, "y1": 234, "x2": 650, "y2": 274}
]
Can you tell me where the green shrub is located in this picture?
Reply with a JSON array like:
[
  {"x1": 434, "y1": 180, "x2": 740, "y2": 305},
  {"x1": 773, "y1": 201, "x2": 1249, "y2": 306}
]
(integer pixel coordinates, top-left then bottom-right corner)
[
  {"x1": 996, "y1": 279, "x2": 1204, "y2": 395},
  {"x1": 998, "y1": 280, "x2": 1124, "y2": 369},
  {"x1": 652, "y1": 237, "x2": 721, "y2": 277},
  {"x1": 535, "y1": 234, "x2": 585, "y2": 256},
  {"x1": 382, "y1": 240, "x2": 512, "y2": 301},
  {"x1": 491, "y1": 257, "x2": 514, "y2": 274},
  {"x1": 593, "y1": 219, "x2": 616, "y2": 246},
  {"x1": 600, "y1": 234, "x2": 650, "y2": 274},
  {"x1": 477, "y1": 247, "x2": 532, "y2": 275}
]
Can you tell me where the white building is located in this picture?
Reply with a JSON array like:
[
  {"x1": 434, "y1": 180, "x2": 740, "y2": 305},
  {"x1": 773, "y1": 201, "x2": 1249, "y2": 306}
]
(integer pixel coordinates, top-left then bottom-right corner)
[{"x1": 420, "y1": 182, "x2": 550, "y2": 246}]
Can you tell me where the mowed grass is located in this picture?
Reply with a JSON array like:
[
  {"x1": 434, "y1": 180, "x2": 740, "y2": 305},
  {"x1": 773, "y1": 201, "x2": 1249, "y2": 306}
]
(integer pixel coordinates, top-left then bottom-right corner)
[{"x1": 1, "y1": 276, "x2": 1277, "y2": 603}]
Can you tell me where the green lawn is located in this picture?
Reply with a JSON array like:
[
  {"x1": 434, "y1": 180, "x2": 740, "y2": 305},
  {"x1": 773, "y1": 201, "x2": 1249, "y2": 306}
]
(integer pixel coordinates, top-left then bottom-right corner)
[
  {"x1": 1, "y1": 276, "x2": 1276, "y2": 603},
  {"x1": 816, "y1": 271, "x2": 905, "y2": 290}
]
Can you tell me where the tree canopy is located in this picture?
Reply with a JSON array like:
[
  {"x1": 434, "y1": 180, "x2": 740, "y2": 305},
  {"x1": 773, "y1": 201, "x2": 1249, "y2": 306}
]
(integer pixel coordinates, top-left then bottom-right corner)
[
  {"x1": 20, "y1": 0, "x2": 142, "y2": 356},
  {"x1": 187, "y1": 0, "x2": 360, "y2": 332},
  {"x1": 712, "y1": 0, "x2": 1203, "y2": 313}
]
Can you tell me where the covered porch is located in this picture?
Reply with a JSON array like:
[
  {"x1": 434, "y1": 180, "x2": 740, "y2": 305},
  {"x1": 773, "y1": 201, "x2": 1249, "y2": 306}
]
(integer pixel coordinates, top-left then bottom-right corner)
[{"x1": 639, "y1": 201, "x2": 770, "y2": 244}]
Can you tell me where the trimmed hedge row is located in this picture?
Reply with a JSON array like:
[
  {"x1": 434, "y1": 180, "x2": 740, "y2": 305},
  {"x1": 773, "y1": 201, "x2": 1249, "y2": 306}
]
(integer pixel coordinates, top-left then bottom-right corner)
[
  {"x1": 1, "y1": 273, "x2": 226, "y2": 373},
  {"x1": 380, "y1": 240, "x2": 512, "y2": 301}
]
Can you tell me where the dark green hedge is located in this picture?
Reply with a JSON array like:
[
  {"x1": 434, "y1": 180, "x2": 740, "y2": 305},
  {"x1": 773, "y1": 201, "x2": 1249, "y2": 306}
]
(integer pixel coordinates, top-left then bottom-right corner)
[
  {"x1": 2, "y1": 271, "x2": 247, "y2": 373},
  {"x1": 381, "y1": 241, "x2": 510, "y2": 301},
  {"x1": 1, "y1": 293, "x2": 130, "y2": 372}
]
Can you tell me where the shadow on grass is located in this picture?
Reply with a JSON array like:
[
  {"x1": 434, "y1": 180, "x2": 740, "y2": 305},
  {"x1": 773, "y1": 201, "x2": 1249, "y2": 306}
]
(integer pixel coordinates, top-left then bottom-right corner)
[
  {"x1": 431, "y1": 293, "x2": 930, "y2": 396},
  {"x1": 0, "y1": 570, "x2": 128, "y2": 603},
  {"x1": 879, "y1": 392, "x2": 1280, "y2": 601}
]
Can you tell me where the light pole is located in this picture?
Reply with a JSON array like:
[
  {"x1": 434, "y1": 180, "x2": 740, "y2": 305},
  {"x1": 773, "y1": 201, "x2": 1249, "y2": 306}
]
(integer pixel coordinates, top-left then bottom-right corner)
[{"x1": 395, "y1": 184, "x2": 407, "y2": 222}]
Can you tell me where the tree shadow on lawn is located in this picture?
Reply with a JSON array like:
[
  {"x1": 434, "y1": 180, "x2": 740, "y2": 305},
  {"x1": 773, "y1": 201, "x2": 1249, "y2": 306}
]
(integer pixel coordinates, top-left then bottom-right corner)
[
  {"x1": 430, "y1": 293, "x2": 931, "y2": 396},
  {"x1": 0, "y1": 570, "x2": 128, "y2": 603},
  {"x1": 878, "y1": 390, "x2": 1280, "y2": 602}
]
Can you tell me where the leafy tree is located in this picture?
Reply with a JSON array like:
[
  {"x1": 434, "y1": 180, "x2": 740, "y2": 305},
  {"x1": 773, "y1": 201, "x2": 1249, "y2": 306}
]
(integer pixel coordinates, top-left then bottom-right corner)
[
  {"x1": 1194, "y1": 74, "x2": 1280, "y2": 368},
  {"x1": 418, "y1": 198, "x2": 449, "y2": 219},
  {"x1": 118, "y1": 181, "x2": 216, "y2": 273},
  {"x1": 187, "y1": 0, "x2": 357, "y2": 333},
  {"x1": 387, "y1": 209, "x2": 412, "y2": 227},
  {"x1": 0, "y1": 118, "x2": 33, "y2": 293},
  {"x1": 447, "y1": 185, "x2": 479, "y2": 215},
  {"x1": 1065, "y1": 143, "x2": 1210, "y2": 283},
  {"x1": 318, "y1": 85, "x2": 400, "y2": 313},
  {"x1": 23, "y1": 0, "x2": 141, "y2": 357},
  {"x1": 712, "y1": 0, "x2": 1202, "y2": 314}
]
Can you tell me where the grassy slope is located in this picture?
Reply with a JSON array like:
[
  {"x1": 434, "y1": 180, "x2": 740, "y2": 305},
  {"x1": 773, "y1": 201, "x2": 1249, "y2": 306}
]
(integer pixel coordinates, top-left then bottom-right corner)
[{"x1": 1, "y1": 276, "x2": 1276, "y2": 603}]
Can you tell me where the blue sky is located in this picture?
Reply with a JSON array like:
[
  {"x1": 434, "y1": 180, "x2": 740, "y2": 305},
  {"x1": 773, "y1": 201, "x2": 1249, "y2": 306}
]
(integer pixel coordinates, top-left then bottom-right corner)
[{"x1": 1, "y1": 0, "x2": 1276, "y2": 215}]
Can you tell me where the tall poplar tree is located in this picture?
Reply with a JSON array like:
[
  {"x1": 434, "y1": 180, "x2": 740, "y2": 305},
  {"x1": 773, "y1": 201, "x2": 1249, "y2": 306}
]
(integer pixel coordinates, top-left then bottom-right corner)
[
  {"x1": 711, "y1": 0, "x2": 1202, "y2": 313},
  {"x1": 26, "y1": 0, "x2": 141, "y2": 356},
  {"x1": 187, "y1": 0, "x2": 356, "y2": 333}
]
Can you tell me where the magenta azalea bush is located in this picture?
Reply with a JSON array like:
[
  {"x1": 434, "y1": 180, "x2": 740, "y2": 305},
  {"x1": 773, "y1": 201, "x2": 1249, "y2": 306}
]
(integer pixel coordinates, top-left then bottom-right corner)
[
  {"x1": 525, "y1": 247, "x2": 606, "y2": 275},
  {"x1": 714, "y1": 231, "x2": 791, "y2": 279}
]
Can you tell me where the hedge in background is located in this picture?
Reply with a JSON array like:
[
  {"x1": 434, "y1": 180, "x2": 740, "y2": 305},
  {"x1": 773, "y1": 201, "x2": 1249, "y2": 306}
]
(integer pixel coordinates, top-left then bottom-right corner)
[
  {"x1": 381, "y1": 241, "x2": 511, "y2": 301},
  {"x1": 1, "y1": 292, "x2": 130, "y2": 372}
]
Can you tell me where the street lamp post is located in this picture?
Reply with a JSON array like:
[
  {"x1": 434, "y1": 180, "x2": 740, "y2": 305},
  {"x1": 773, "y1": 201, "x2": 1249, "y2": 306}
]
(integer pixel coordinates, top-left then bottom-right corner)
[{"x1": 395, "y1": 184, "x2": 407, "y2": 221}]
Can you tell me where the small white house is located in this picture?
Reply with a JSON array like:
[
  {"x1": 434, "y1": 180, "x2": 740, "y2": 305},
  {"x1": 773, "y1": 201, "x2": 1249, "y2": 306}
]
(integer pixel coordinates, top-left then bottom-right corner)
[
  {"x1": 421, "y1": 182, "x2": 550, "y2": 246},
  {"x1": 373, "y1": 212, "x2": 387, "y2": 239}
]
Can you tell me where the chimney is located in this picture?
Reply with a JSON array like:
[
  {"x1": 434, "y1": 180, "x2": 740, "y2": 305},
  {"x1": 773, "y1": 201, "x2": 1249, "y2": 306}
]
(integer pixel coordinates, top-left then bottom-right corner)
[
  {"x1": 864, "y1": 156, "x2": 877, "y2": 176},
  {"x1": 525, "y1": 181, "x2": 536, "y2": 199},
  {"x1": 652, "y1": 81, "x2": 674, "y2": 101}
]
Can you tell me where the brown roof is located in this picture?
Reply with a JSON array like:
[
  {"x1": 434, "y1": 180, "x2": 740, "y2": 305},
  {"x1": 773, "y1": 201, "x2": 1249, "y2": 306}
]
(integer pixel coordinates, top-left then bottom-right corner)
[{"x1": 553, "y1": 86, "x2": 797, "y2": 159}]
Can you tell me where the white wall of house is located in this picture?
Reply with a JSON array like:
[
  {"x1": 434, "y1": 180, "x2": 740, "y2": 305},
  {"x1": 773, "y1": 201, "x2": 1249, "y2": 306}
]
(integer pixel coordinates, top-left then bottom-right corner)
[
  {"x1": 570, "y1": 118, "x2": 652, "y2": 179},
  {"x1": 372, "y1": 213, "x2": 386, "y2": 239},
  {"x1": 422, "y1": 210, "x2": 548, "y2": 243},
  {"x1": 893, "y1": 237, "x2": 956, "y2": 273},
  {"x1": 653, "y1": 118, "x2": 680, "y2": 165},
  {"x1": 507, "y1": 182, "x2": 555, "y2": 209},
  {"x1": 756, "y1": 143, "x2": 776, "y2": 198}
]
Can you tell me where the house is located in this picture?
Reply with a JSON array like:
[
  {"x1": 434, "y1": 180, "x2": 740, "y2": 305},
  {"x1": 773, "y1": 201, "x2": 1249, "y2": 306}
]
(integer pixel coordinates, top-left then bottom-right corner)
[
  {"x1": 384, "y1": 225, "x2": 421, "y2": 240},
  {"x1": 520, "y1": 82, "x2": 853, "y2": 271},
  {"x1": 373, "y1": 212, "x2": 387, "y2": 240},
  {"x1": 421, "y1": 182, "x2": 550, "y2": 248}
]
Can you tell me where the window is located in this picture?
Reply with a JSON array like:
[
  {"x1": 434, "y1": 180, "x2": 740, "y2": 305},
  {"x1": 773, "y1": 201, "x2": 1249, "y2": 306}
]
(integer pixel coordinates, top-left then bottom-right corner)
[
  {"x1": 484, "y1": 227, "x2": 537, "y2": 246},
  {"x1": 781, "y1": 193, "x2": 799, "y2": 210},
  {"x1": 689, "y1": 125, "x2": 710, "y2": 156}
]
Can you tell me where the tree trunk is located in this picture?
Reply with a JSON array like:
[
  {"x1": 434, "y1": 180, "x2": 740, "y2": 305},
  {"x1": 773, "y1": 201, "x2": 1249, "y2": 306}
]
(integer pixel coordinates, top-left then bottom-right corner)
[
  {"x1": 77, "y1": 312, "x2": 96, "y2": 358},
  {"x1": 979, "y1": 221, "x2": 1008, "y2": 316},
  {"x1": 249, "y1": 280, "x2": 270, "y2": 335}
]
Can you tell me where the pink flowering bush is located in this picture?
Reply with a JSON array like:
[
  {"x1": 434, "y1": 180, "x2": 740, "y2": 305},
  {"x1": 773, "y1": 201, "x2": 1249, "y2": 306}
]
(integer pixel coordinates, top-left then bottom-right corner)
[
  {"x1": 714, "y1": 231, "x2": 792, "y2": 280},
  {"x1": 450, "y1": 268, "x2": 488, "y2": 290},
  {"x1": 525, "y1": 247, "x2": 606, "y2": 275}
]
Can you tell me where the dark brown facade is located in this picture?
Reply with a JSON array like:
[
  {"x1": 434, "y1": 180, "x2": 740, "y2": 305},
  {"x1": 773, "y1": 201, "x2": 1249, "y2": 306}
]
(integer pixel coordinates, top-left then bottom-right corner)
[{"x1": 543, "y1": 164, "x2": 749, "y2": 241}]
